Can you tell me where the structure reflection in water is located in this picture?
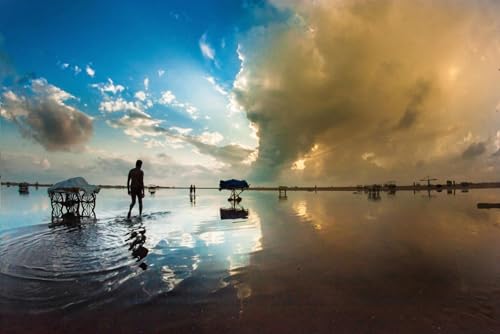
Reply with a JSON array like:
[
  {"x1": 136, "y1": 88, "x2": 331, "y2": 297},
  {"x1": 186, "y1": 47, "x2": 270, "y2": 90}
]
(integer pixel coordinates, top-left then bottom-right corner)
[
  {"x1": 2, "y1": 187, "x2": 500, "y2": 333},
  {"x1": 220, "y1": 203, "x2": 249, "y2": 220}
]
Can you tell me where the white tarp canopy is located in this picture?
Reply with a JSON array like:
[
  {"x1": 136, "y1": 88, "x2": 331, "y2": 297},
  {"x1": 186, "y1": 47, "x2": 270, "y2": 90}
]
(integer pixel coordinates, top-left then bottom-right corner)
[{"x1": 48, "y1": 177, "x2": 100, "y2": 194}]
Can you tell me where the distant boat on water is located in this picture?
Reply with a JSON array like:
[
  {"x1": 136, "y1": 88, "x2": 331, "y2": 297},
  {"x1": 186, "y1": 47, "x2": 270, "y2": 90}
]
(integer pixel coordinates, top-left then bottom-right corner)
[
  {"x1": 477, "y1": 203, "x2": 500, "y2": 209},
  {"x1": 18, "y1": 182, "x2": 29, "y2": 194},
  {"x1": 148, "y1": 185, "x2": 158, "y2": 194}
]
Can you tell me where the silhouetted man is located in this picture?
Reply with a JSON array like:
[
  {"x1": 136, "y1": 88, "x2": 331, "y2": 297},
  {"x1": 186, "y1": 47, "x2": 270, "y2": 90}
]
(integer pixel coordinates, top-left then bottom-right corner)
[{"x1": 127, "y1": 160, "x2": 145, "y2": 218}]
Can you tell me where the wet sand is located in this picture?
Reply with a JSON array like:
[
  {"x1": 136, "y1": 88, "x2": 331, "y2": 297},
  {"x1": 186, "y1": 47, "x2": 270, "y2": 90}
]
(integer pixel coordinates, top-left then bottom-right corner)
[{"x1": 1, "y1": 188, "x2": 500, "y2": 333}]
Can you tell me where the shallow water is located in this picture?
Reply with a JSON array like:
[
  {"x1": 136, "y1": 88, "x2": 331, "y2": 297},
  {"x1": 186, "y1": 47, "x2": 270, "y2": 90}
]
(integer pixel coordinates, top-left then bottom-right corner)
[{"x1": 1, "y1": 186, "x2": 500, "y2": 333}]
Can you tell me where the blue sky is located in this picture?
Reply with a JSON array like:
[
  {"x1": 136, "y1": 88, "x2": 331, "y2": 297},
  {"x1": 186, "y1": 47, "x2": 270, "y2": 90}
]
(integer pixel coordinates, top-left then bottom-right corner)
[{"x1": 0, "y1": 0, "x2": 288, "y2": 185}]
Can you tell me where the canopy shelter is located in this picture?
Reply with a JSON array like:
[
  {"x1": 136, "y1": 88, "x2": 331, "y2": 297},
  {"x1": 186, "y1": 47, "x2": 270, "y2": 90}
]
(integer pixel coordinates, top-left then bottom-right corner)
[
  {"x1": 48, "y1": 177, "x2": 100, "y2": 219},
  {"x1": 219, "y1": 179, "x2": 249, "y2": 202}
]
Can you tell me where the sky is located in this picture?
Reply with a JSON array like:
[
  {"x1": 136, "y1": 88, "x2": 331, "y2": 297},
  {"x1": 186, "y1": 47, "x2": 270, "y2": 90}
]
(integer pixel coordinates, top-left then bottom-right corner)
[{"x1": 1, "y1": 0, "x2": 500, "y2": 187}]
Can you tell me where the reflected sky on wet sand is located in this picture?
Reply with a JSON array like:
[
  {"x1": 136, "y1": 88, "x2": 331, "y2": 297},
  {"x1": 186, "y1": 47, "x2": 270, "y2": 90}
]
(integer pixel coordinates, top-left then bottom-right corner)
[{"x1": 1, "y1": 186, "x2": 500, "y2": 333}]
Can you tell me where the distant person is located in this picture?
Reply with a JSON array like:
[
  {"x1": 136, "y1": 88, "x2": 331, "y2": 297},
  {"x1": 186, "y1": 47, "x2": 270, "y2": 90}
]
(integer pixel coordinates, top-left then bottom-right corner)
[
  {"x1": 127, "y1": 160, "x2": 145, "y2": 218},
  {"x1": 189, "y1": 184, "x2": 193, "y2": 195},
  {"x1": 193, "y1": 184, "x2": 196, "y2": 195}
]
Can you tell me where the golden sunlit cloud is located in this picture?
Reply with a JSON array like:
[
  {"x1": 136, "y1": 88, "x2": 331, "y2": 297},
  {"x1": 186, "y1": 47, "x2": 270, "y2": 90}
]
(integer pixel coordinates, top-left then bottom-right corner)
[{"x1": 235, "y1": 0, "x2": 500, "y2": 184}]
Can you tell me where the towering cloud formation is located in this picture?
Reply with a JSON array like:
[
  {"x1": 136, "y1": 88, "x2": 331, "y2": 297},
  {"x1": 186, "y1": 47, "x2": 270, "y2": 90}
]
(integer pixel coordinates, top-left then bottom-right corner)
[
  {"x1": 235, "y1": 0, "x2": 500, "y2": 183},
  {"x1": 0, "y1": 79, "x2": 93, "y2": 151}
]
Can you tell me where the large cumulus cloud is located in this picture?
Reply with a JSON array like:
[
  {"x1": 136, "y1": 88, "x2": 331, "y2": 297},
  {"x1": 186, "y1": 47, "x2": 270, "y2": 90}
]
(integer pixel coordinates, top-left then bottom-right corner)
[
  {"x1": 234, "y1": 0, "x2": 500, "y2": 183},
  {"x1": 0, "y1": 78, "x2": 93, "y2": 151}
]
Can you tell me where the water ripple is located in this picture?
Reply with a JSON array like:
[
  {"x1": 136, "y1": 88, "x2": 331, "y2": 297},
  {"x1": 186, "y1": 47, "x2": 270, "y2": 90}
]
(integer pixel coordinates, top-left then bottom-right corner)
[{"x1": 0, "y1": 214, "x2": 163, "y2": 313}]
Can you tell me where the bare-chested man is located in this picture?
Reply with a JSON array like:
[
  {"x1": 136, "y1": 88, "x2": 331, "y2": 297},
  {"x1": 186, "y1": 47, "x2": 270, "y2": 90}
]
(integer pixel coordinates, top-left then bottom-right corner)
[{"x1": 127, "y1": 160, "x2": 145, "y2": 218}]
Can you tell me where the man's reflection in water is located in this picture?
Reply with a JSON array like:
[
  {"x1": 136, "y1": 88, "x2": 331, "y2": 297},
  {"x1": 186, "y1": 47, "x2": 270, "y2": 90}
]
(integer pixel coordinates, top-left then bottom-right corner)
[
  {"x1": 190, "y1": 193, "x2": 196, "y2": 206},
  {"x1": 126, "y1": 224, "x2": 149, "y2": 270}
]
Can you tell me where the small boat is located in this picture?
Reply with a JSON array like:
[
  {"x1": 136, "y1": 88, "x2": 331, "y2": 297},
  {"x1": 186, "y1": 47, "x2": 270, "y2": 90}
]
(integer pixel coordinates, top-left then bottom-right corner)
[
  {"x1": 148, "y1": 185, "x2": 158, "y2": 194},
  {"x1": 18, "y1": 182, "x2": 29, "y2": 194}
]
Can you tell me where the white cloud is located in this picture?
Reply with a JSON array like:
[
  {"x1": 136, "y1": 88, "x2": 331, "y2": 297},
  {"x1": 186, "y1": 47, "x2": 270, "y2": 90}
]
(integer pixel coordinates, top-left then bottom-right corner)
[
  {"x1": 144, "y1": 139, "x2": 165, "y2": 148},
  {"x1": 3, "y1": 90, "x2": 20, "y2": 103},
  {"x1": 99, "y1": 97, "x2": 148, "y2": 117},
  {"x1": 159, "y1": 90, "x2": 176, "y2": 104},
  {"x1": 86, "y1": 65, "x2": 95, "y2": 78},
  {"x1": 205, "y1": 76, "x2": 228, "y2": 95},
  {"x1": 158, "y1": 69, "x2": 165, "y2": 77},
  {"x1": 106, "y1": 114, "x2": 163, "y2": 138},
  {"x1": 198, "y1": 131, "x2": 224, "y2": 145},
  {"x1": 92, "y1": 78, "x2": 125, "y2": 95},
  {"x1": 33, "y1": 157, "x2": 51, "y2": 170},
  {"x1": 199, "y1": 33, "x2": 215, "y2": 60},
  {"x1": 61, "y1": 63, "x2": 69, "y2": 69},
  {"x1": 157, "y1": 90, "x2": 199, "y2": 119},
  {"x1": 73, "y1": 65, "x2": 82, "y2": 75},
  {"x1": 135, "y1": 90, "x2": 147, "y2": 101},
  {"x1": 31, "y1": 78, "x2": 75, "y2": 105},
  {"x1": 169, "y1": 126, "x2": 193, "y2": 135},
  {"x1": 185, "y1": 105, "x2": 198, "y2": 119},
  {"x1": 144, "y1": 77, "x2": 149, "y2": 90}
]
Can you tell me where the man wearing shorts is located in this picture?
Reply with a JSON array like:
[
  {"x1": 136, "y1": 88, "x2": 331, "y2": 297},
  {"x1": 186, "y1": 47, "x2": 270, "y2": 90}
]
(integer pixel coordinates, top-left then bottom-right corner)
[{"x1": 127, "y1": 160, "x2": 145, "y2": 218}]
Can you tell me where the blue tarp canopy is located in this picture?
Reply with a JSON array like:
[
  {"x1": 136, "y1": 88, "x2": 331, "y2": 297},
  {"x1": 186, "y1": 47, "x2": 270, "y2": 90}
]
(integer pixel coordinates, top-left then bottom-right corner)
[{"x1": 219, "y1": 179, "x2": 249, "y2": 190}]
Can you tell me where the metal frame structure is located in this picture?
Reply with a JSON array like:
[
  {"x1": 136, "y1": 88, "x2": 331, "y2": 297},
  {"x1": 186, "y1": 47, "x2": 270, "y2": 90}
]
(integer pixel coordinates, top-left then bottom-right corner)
[
  {"x1": 49, "y1": 188, "x2": 97, "y2": 219},
  {"x1": 227, "y1": 188, "x2": 245, "y2": 202}
]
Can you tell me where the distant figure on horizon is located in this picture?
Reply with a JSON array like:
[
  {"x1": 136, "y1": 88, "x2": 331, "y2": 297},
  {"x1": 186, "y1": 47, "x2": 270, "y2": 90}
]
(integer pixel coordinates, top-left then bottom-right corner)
[
  {"x1": 189, "y1": 184, "x2": 193, "y2": 195},
  {"x1": 127, "y1": 160, "x2": 145, "y2": 219},
  {"x1": 193, "y1": 184, "x2": 196, "y2": 195}
]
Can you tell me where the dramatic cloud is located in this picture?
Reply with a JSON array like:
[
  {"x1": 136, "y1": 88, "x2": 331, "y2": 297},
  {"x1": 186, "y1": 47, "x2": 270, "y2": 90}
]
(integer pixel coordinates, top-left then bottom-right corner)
[
  {"x1": 198, "y1": 131, "x2": 224, "y2": 145},
  {"x1": 185, "y1": 139, "x2": 255, "y2": 168},
  {"x1": 0, "y1": 78, "x2": 93, "y2": 151},
  {"x1": 462, "y1": 142, "x2": 486, "y2": 160},
  {"x1": 234, "y1": 0, "x2": 500, "y2": 183}
]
